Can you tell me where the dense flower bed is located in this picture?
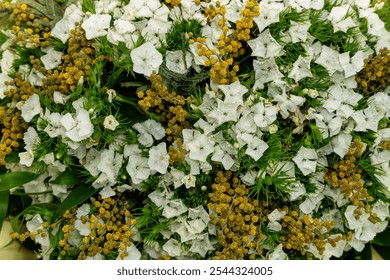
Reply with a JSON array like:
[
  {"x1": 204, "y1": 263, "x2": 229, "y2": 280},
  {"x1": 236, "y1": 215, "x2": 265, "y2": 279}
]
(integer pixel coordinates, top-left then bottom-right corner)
[{"x1": 0, "y1": 0, "x2": 389, "y2": 260}]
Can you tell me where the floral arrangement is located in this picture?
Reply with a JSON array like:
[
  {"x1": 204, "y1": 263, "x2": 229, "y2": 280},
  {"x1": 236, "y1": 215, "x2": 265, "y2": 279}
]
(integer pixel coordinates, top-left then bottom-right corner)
[{"x1": 0, "y1": 0, "x2": 389, "y2": 260}]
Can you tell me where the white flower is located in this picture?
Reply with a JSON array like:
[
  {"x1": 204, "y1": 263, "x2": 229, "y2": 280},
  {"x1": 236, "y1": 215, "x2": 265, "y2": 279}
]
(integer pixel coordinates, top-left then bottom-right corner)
[
  {"x1": 328, "y1": 5, "x2": 357, "y2": 33},
  {"x1": 351, "y1": 105, "x2": 384, "y2": 132},
  {"x1": 314, "y1": 108, "x2": 343, "y2": 138},
  {"x1": 103, "y1": 115, "x2": 120, "y2": 131},
  {"x1": 315, "y1": 45, "x2": 343, "y2": 75},
  {"x1": 369, "y1": 92, "x2": 390, "y2": 118},
  {"x1": 289, "y1": 182, "x2": 306, "y2": 201},
  {"x1": 185, "y1": 132, "x2": 215, "y2": 162},
  {"x1": 81, "y1": 14, "x2": 112, "y2": 40},
  {"x1": 162, "y1": 238, "x2": 182, "y2": 257},
  {"x1": 183, "y1": 174, "x2": 196, "y2": 188},
  {"x1": 141, "y1": 19, "x2": 171, "y2": 47},
  {"x1": 253, "y1": 58, "x2": 283, "y2": 90},
  {"x1": 338, "y1": 51, "x2": 370, "y2": 78},
  {"x1": 76, "y1": 204, "x2": 90, "y2": 219},
  {"x1": 97, "y1": 147, "x2": 123, "y2": 183},
  {"x1": 331, "y1": 133, "x2": 353, "y2": 158},
  {"x1": 253, "y1": 2, "x2": 284, "y2": 33},
  {"x1": 133, "y1": 119, "x2": 165, "y2": 147},
  {"x1": 148, "y1": 143, "x2": 169, "y2": 174},
  {"x1": 268, "y1": 124, "x2": 278, "y2": 134},
  {"x1": 211, "y1": 146, "x2": 235, "y2": 170},
  {"x1": 126, "y1": 155, "x2": 150, "y2": 184},
  {"x1": 21, "y1": 94, "x2": 41, "y2": 122},
  {"x1": 288, "y1": 55, "x2": 313, "y2": 82},
  {"x1": 53, "y1": 91, "x2": 70, "y2": 104},
  {"x1": 75, "y1": 219, "x2": 91, "y2": 236},
  {"x1": 322, "y1": 234, "x2": 347, "y2": 259},
  {"x1": 248, "y1": 29, "x2": 284, "y2": 58},
  {"x1": 106, "y1": 89, "x2": 117, "y2": 103},
  {"x1": 274, "y1": 93, "x2": 305, "y2": 119},
  {"x1": 293, "y1": 147, "x2": 318, "y2": 176},
  {"x1": 118, "y1": 243, "x2": 141, "y2": 260},
  {"x1": 26, "y1": 214, "x2": 50, "y2": 247},
  {"x1": 61, "y1": 109, "x2": 94, "y2": 142},
  {"x1": 252, "y1": 101, "x2": 278, "y2": 129},
  {"x1": 244, "y1": 135, "x2": 268, "y2": 161},
  {"x1": 218, "y1": 80, "x2": 248, "y2": 104},
  {"x1": 366, "y1": 13, "x2": 386, "y2": 36},
  {"x1": 288, "y1": 21, "x2": 311, "y2": 43},
  {"x1": 1, "y1": 49, "x2": 16, "y2": 75},
  {"x1": 166, "y1": 50, "x2": 192, "y2": 74},
  {"x1": 107, "y1": 19, "x2": 136, "y2": 45},
  {"x1": 267, "y1": 209, "x2": 286, "y2": 231},
  {"x1": 162, "y1": 199, "x2": 188, "y2": 218},
  {"x1": 40, "y1": 48, "x2": 62, "y2": 70},
  {"x1": 0, "y1": 73, "x2": 13, "y2": 99},
  {"x1": 130, "y1": 42, "x2": 163, "y2": 77},
  {"x1": 19, "y1": 127, "x2": 39, "y2": 167},
  {"x1": 187, "y1": 206, "x2": 210, "y2": 233},
  {"x1": 299, "y1": 193, "x2": 324, "y2": 214},
  {"x1": 51, "y1": 4, "x2": 83, "y2": 43},
  {"x1": 268, "y1": 244, "x2": 288, "y2": 260},
  {"x1": 345, "y1": 205, "x2": 387, "y2": 242},
  {"x1": 207, "y1": 100, "x2": 240, "y2": 126},
  {"x1": 189, "y1": 234, "x2": 214, "y2": 257}
]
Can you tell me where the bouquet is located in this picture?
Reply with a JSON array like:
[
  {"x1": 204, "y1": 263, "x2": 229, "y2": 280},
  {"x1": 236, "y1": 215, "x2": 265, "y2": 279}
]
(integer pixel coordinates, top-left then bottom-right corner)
[{"x1": 0, "y1": 0, "x2": 389, "y2": 260}]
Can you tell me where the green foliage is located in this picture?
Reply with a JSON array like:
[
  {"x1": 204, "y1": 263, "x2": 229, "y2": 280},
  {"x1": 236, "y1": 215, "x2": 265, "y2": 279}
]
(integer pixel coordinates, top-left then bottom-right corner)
[
  {"x1": 269, "y1": 8, "x2": 308, "y2": 42},
  {"x1": 50, "y1": 169, "x2": 82, "y2": 185},
  {"x1": 258, "y1": 132, "x2": 288, "y2": 169},
  {"x1": 0, "y1": 190, "x2": 9, "y2": 232},
  {"x1": 372, "y1": 226, "x2": 390, "y2": 247},
  {"x1": 180, "y1": 187, "x2": 208, "y2": 209},
  {"x1": 166, "y1": 19, "x2": 203, "y2": 51},
  {"x1": 18, "y1": 0, "x2": 64, "y2": 27},
  {"x1": 133, "y1": 203, "x2": 169, "y2": 245},
  {"x1": 159, "y1": 63, "x2": 209, "y2": 96},
  {"x1": 0, "y1": 171, "x2": 40, "y2": 191},
  {"x1": 11, "y1": 203, "x2": 55, "y2": 233},
  {"x1": 81, "y1": 0, "x2": 95, "y2": 13},
  {"x1": 52, "y1": 184, "x2": 100, "y2": 220},
  {"x1": 275, "y1": 42, "x2": 307, "y2": 66},
  {"x1": 376, "y1": 2, "x2": 390, "y2": 32},
  {"x1": 0, "y1": 31, "x2": 8, "y2": 49},
  {"x1": 250, "y1": 164, "x2": 295, "y2": 202}
]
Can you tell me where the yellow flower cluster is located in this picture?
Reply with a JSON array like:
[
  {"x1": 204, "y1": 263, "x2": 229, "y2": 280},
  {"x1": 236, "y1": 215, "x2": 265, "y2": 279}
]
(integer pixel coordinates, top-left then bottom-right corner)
[
  {"x1": 279, "y1": 209, "x2": 339, "y2": 257},
  {"x1": 12, "y1": 190, "x2": 137, "y2": 260},
  {"x1": 41, "y1": 26, "x2": 97, "y2": 95},
  {"x1": 0, "y1": 2, "x2": 51, "y2": 49},
  {"x1": 164, "y1": 0, "x2": 181, "y2": 6},
  {"x1": 0, "y1": 107, "x2": 27, "y2": 164},
  {"x1": 190, "y1": 0, "x2": 259, "y2": 84},
  {"x1": 355, "y1": 48, "x2": 390, "y2": 95},
  {"x1": 137, "y1": 72, "x2": 192, "y2": 164},
  {"x1": 0, "y1": 5, "x2": 97, "y2": 164},
  {"x1": 379, "y1": 139, "x2": 390, "y2": 149},
  {"x1": 208, "y1": 171, "x2": 266, "y2": 260},
  {"x1": 1, "y1": 69, "x2": 37, "y2": 164},
  {"x1": 324, "y1": 139, "x2": 376, "y2": 221}
]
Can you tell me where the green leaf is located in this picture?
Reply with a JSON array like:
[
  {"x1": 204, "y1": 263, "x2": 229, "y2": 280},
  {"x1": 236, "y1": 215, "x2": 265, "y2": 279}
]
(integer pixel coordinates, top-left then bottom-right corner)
[
  {"x1": 0, "y1": 171, "x2": 39, "y2": 191},
  {"x1": 372, "y1": 244, "x2": 390, "y2": 260},
  {"x1": 372, "y1": 226, "x2": 390, "y2": 247},
  {"x1": 53, "y1": 184, "x2": 99, "y2": 220},
  {"x1": 0, "y1": 190, "x2": 9, "y2": 232},
  {"x1": 4, "y1": 150, "x2": 19, "y2": 163},
  {"x1": 50, "y1": 169, "x2": 81, "y2": 185}
]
